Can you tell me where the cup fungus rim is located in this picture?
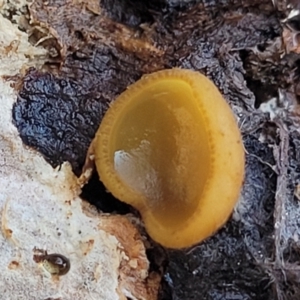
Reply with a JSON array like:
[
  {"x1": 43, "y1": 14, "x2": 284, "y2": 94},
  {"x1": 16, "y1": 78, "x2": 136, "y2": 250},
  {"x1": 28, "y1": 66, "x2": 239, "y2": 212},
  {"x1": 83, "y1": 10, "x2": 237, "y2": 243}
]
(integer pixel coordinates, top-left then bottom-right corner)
[{"x1": 94, "y1": 68, "x2": 245, "y2": 249}]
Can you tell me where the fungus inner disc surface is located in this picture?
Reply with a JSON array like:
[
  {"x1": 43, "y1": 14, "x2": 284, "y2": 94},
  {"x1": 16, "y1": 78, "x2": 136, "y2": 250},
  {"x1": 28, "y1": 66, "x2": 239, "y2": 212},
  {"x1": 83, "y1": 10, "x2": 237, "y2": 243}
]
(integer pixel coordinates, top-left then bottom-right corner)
[{"x1": 107, "y1": 79, "x2": 210, "y2": 228}]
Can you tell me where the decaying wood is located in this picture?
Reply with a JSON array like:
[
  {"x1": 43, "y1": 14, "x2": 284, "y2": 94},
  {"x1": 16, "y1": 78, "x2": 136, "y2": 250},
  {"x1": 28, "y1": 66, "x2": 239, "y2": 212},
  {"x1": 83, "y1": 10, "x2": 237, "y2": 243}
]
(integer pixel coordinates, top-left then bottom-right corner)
[
  {"x1": 2, "y1": 0, "x2": 300, "y2": 299},
  {"x1": 0, "y1": 5, "x2": 159, "y2": 299}
]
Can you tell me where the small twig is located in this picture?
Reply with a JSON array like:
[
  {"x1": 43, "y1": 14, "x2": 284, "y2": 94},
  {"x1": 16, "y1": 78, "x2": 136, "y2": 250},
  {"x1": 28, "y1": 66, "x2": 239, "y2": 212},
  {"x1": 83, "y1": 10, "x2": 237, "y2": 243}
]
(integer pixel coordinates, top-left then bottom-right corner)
[{"x1": 273, "y1": 118, "x2": 289, "y2": 268}]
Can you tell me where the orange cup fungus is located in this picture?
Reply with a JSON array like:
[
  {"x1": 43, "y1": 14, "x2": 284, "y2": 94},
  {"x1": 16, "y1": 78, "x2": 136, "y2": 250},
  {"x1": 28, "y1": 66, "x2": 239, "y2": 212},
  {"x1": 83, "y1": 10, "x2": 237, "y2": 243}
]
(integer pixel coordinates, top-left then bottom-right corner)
[{"x1": 94, "y1": 68, "x2": 245, "y2": 249}]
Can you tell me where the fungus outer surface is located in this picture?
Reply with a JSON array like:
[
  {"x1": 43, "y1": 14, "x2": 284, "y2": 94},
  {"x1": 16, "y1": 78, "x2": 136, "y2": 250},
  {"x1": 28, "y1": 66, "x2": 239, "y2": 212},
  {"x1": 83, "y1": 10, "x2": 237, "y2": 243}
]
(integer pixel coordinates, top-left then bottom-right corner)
[{"x1": 94, "y1": 68, "x2": 245, "y2": 249}]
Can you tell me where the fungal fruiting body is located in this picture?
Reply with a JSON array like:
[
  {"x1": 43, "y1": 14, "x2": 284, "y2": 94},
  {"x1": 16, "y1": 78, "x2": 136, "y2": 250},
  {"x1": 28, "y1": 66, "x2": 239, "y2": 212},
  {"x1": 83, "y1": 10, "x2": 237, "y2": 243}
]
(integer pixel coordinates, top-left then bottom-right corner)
[{"x1": 94, "y1": 68, "x2": 245, "y2": 249}]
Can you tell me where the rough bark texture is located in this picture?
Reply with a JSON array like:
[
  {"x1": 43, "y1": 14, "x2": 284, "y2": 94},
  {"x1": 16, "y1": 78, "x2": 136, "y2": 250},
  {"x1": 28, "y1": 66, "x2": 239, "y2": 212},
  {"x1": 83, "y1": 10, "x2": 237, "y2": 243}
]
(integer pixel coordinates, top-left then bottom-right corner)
[
  {"x1": 4, "y1": 0, "x2": 300, "y2": 299},
  {"x1": 0, "y1": 3, "x2": 160, "y2": 300}
]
